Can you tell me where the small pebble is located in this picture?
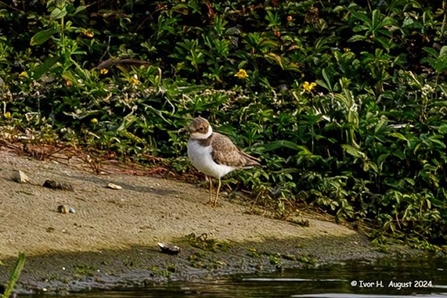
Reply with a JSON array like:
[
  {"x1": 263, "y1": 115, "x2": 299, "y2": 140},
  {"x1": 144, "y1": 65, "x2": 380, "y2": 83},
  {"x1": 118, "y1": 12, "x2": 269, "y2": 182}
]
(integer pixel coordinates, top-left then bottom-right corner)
[
  {"x1": 43, "y1": 179, "x2": 74, "y2": 191},
  {"x1": 107, "y1": 183, "x2": 122, "y2": 190},
  {"x1": 12, "y1": 170, "x2": 29, "y2": 183},
  {"x1": 158, "y1": 242, "x2": 180, "y2": 255},
  {"x1": 57, "y1": 205, "x2": 76, "y2": 214}
]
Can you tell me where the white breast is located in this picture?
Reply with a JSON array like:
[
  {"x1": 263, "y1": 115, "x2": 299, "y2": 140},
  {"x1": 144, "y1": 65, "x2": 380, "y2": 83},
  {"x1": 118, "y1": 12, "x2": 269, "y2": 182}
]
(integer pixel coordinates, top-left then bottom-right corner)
[{"x1": 187, "y1": 140, "x2": 236, "y2": 179}]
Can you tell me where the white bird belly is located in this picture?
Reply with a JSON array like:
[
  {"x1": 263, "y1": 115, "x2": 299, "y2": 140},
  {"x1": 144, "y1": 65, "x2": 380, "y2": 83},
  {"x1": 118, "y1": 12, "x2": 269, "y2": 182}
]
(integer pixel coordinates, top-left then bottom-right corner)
[{"x1": 187, "y1": 140, "x2": 235, "y2": 179}]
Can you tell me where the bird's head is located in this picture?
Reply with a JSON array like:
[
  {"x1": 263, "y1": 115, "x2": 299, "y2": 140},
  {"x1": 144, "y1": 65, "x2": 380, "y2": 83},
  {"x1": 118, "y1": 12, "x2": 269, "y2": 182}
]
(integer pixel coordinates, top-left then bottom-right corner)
[{"x1": 188, "y1": 117, "x2": 213, "y2": 139}]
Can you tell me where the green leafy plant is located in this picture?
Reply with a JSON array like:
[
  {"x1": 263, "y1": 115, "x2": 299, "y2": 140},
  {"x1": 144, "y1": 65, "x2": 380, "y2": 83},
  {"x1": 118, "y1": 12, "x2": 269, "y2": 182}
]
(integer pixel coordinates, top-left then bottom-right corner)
[
  {"x1": 1, "y1": 252, "x2": 26, "y2": 298},
  {"x1": 348, "y1": 7, "x2": 397, "y2": 52}
]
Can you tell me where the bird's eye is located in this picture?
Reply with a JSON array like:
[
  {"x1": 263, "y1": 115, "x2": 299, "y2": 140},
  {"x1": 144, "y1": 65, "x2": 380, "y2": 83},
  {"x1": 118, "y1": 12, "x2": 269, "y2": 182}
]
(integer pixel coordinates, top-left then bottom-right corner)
[{"x1": 199, "y1": 126, "x2": 205, "y2": 131}]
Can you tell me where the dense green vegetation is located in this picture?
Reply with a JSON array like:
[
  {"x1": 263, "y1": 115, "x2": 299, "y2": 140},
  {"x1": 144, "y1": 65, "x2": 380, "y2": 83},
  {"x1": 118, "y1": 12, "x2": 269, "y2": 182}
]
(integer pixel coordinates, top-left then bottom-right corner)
[{"x1": 1, "y1": 0, "x2": 447, "y2": 249}]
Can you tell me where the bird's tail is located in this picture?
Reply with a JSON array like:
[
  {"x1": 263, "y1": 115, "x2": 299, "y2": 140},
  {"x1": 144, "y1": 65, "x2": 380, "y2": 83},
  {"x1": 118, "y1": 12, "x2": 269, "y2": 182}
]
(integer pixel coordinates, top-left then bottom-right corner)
[{"x1": 240, "y1": 151, "x2": 261, "y2": 168}]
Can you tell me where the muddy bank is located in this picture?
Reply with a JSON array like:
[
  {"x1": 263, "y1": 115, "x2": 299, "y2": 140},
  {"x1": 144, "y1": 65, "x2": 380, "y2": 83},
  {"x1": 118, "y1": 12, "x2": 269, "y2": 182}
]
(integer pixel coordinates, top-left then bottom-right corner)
[
  {"x1": 1, "y1": 234, "x2": 420, "y2": 295},
  {"x1": 0, "y1": 150, "x2": 420, "y2": 294}
]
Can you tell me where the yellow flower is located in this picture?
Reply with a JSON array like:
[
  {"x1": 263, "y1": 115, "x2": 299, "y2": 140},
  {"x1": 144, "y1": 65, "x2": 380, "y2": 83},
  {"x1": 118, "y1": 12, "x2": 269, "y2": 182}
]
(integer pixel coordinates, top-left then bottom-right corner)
[
  {"x1": 82, "y1": 29, "x2": 94, "y2": 38},
  {"x1": 131, "y1": 74, "x2": 139, "y2": 85},
  {"x1": 19, "y1": 71, "x2": 29, "y2": 79},
  {"x1": 234, "y1": 69, "x2": 248, "y2": 79},
  {"x1": 91, "y1": 118, "x2": 98, "y2": 124},
  {"x1": 303, "y1": 81, "x2": 317, "y2": 92},
  {"x1": 100, "y1": 68, "x2": 109, "y2": 75},
  {"x1": 4, "y1": 112, "x2": 11, "y2": 119}
]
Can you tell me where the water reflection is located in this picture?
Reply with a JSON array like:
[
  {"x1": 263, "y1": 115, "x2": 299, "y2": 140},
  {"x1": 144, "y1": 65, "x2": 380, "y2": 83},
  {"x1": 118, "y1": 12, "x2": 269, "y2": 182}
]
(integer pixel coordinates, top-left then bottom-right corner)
[{"x1": 29, "y1": 256, "x2": 447, "y2": 297}]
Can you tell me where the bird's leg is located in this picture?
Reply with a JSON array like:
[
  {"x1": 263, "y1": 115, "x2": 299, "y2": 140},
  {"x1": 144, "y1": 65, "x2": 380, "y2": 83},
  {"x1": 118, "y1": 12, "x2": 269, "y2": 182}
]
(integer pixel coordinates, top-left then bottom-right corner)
[
  {"x1": 207, "y1": 176, "x2": 214, "y2": 205},
  {"x1": 213, "y1": 178, "x2": 222, "y2": 208}
]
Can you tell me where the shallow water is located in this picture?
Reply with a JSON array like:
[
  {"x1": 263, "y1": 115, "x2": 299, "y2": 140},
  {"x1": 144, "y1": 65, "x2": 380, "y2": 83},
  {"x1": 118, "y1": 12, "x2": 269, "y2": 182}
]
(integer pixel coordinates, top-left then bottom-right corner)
[{"x1": 28, "y1": 255, "x2": 447, "y2": 297}]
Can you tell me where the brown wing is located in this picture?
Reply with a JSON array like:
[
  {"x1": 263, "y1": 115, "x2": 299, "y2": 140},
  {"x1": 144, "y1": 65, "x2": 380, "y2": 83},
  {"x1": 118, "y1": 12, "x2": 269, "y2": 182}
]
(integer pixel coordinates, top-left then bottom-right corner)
[{"x1": 210, "y1": 133, "x2": 260, "y2": 168}]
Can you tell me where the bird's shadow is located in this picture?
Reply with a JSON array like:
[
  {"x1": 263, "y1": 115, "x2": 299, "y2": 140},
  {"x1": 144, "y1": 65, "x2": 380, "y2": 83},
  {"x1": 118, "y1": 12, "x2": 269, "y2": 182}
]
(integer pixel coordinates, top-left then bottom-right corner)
[{"x1": 60, "y1": 173, "x2": 180, "y2": 197}]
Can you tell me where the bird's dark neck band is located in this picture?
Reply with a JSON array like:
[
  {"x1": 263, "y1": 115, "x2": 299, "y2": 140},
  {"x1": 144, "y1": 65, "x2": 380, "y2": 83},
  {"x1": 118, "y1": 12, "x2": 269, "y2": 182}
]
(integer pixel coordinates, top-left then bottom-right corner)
[{"x1": 196, "y1": 133, "x2": 213, "y2": 146}]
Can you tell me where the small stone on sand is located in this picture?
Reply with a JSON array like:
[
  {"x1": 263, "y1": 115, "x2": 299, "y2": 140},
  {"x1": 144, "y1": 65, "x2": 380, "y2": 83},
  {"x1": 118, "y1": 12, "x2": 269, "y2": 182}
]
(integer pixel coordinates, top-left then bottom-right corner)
[
  {"x1": 107, "y1": 183, "x2": 122, "y2": 190},
  {"x1": 12, "y1": 170, "x2": 29, "y2": 183}
]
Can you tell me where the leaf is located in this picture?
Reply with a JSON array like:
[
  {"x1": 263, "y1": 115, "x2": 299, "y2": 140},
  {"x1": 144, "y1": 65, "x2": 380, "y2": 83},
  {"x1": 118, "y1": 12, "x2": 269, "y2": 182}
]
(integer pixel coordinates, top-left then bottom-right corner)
[
  {"x1": 61, "y1": 70, "x2": 79, "y2": 85},
  {"x1": 404, "y1": 178, "x2": 415, "y2": 186},
  {"x1": 371, "y1": 9, "x2": 380, "y2": 29},
  {"x1": 380, "y1": 16, "x2": 396, "y2": 28},
  {"x1": 30, "y1": 28, "x2": 58, "y2": 46},
  {"x1": 440, "y1": 46, "x2": 447, "y2": 56},
  {"x1": 225, "y1": 27, "x2": 241, "y2": 35},
  {"x1": 117, "y1": 115, "x2": 137, "y2": 131},
  {"x1": 260, "y1": 140, "x2": 310, "y2": 153},
  {"x1": 3, "y1": 252, "x2": 26, "y2": 298},
  {"x1": 392, "y1": 150, "x2": 405, "y2": 160},
  {"x1": 402, "y1": 17, "x2": 414, "y2": 27},
  {"x1": 264, "y1": 52, "x2": 283, "y2": 68},
  {"x1": 334, "y1": 91, "x2": 355, "y2": 110},
  {"x1": 341, "y1": 144, "x2": 366, "y2": 159},
  {"x1": 376, "y1": 36, "x2": 393, "y2": 50},
  {"x1": 377, "y1": 153, "x2": 389, "y2": 166},
  {"x1": 363, "y1": 160, "x2": 378, "y2": 172},
  {"x1": 428, "y1": 136, "x2": 446, "y2": 148},
  {"x1": 422, "y1": 47, "x2": 439, "y2": 58},
  {"x1": 270, "y1": 168, "x2": 301, "y2": 174},
  {"x1": 284, "y1": 62, "x2": 300, "y2": 72},
  {"x1": 374, "y1": 118, "x2": 388, "y2": 134},
  {"x1": 321, "y1": 68, "x2": 333, "y2": 91},
  {"x1": 438, "y1": 124, "x2": 447, "y2": 134},
  {"x1": 144, "y1": 104, "x2": 171, "y2": 123},
  {"x1": 348, "y1": 34, "x2": 367, "y2": 42},
  {"x1": 389, "y1": 132, "x2": 408, "y2": 141},
  {"x1": 32, "y1": 55, "x2": 59, "y2": 80},
  {"x1": 350, "y1": 10, "x2": 371, "y2": 25},
  {"x1": 50, "y1": 7, "x2": 67, "y2": 20},
  {"x1": 73, "y1": 5, "x2": 87, "y2": 16},
  {"x1": 315, "y1": 79, "x2": 329, "y2": 91}
]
